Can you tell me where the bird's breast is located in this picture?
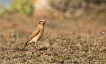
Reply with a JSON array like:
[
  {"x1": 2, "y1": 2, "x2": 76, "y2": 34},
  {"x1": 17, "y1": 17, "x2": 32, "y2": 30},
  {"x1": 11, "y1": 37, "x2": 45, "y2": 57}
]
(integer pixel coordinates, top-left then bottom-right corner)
[{"x1": 29, "y1": 29, "x2": 44, "y2": 43}]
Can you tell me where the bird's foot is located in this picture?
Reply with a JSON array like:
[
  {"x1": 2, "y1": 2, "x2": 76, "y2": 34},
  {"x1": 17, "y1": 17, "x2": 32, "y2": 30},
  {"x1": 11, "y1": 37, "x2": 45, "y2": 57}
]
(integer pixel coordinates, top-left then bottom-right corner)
[{"x1": 34, "y1": 46, "x2": 38, "y2": 51}]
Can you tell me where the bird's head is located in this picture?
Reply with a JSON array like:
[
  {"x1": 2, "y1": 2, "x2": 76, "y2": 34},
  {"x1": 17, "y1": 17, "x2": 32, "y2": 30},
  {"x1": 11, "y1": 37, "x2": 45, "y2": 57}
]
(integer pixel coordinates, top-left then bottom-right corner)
[{"x1": 39, "y1": 20, "x2": 46, "y2": 26}]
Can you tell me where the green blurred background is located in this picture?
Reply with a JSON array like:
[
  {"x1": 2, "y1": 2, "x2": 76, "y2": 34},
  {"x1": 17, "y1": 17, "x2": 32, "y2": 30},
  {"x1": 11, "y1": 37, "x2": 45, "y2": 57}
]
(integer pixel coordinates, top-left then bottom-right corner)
[{"x1": 0, "y1": 0, "x2": 106, "y2": 19}]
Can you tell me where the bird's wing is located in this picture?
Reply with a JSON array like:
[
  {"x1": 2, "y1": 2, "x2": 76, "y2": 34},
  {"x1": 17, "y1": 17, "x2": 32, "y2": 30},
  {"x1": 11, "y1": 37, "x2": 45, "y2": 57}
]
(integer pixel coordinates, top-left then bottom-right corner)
[
  {"x1": 23, "y1": 27, "x2": 40, "y2": 49},
  {"x1": 28, "y1": 27, "x2": 40, "y2": 41}
]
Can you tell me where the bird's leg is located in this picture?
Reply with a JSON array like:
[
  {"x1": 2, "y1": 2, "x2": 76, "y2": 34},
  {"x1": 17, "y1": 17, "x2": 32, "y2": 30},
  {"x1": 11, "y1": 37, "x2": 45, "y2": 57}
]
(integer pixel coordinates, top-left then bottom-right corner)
[
  {"x1": 34, "y1": 41, "x2": 37, "y2": 51},
  {"x1": 34, "y1": 45, "x2": 37, "y2": 50}
]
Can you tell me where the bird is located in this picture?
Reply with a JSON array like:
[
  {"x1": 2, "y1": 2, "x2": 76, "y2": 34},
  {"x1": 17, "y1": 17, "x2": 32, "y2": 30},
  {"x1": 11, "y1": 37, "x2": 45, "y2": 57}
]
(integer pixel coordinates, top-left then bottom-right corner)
[{"x1": 23, "y1": 20, "x2": 46, "y2": 50}]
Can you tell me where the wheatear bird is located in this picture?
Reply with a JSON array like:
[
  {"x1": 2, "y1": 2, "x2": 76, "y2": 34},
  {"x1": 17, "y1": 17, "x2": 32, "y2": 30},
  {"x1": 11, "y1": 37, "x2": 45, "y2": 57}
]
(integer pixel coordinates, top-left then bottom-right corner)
[{"x1": 23, "y1": 20, "x2": 46, "y2": 50}]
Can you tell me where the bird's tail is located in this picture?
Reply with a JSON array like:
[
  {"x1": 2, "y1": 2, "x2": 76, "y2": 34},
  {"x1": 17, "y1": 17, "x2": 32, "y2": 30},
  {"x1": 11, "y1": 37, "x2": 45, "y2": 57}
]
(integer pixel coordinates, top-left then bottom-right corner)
[{"x1": 22, "y1": 41, "x2": 29, "y2": 50}]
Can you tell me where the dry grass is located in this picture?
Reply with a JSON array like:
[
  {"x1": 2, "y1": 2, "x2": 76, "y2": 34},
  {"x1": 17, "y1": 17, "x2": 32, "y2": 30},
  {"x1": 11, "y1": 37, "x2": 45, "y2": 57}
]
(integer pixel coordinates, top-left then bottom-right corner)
[{"x1": 0, "y1": 14, "x2": 106, "y2": 64}]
